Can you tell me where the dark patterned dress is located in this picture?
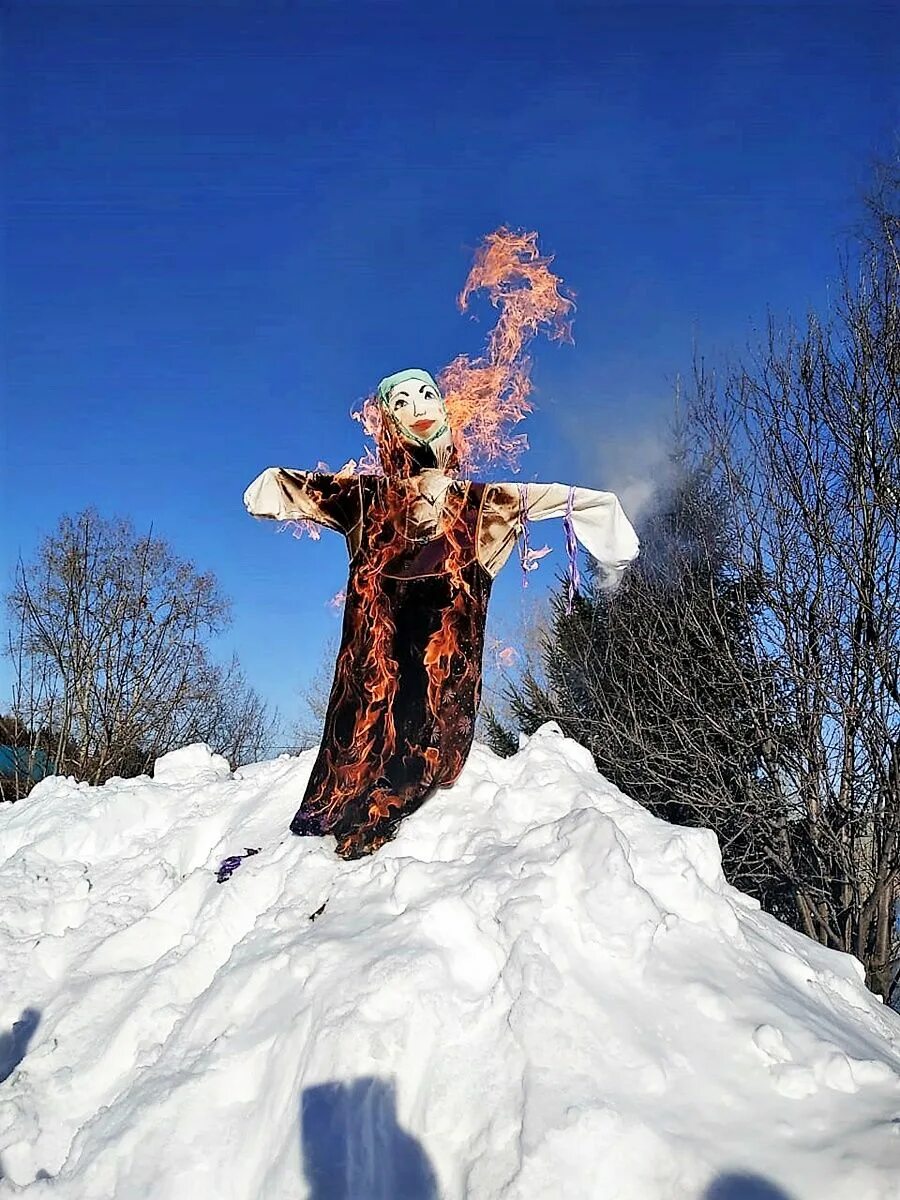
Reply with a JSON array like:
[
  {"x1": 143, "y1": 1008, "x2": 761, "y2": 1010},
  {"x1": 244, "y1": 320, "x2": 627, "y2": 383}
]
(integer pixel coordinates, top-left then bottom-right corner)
[{"x1": 245, "y1": 450, "x2": 638, "y2": 858}]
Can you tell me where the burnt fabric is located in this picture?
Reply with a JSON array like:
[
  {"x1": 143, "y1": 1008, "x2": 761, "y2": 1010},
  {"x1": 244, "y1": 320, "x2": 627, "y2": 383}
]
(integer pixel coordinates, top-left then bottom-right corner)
[
  {"x1": 289, "y1": 475, "x2": 489, "y2": 858},
  {"x1": 245, "y1": 429, "x2": 638, "y2": 859}
]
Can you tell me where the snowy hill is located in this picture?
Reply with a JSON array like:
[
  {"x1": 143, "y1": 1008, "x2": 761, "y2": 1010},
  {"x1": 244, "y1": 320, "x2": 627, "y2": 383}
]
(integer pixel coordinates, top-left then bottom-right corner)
[{"x1": 1, "y1": 725, "x2": 899, "y2": 1200}]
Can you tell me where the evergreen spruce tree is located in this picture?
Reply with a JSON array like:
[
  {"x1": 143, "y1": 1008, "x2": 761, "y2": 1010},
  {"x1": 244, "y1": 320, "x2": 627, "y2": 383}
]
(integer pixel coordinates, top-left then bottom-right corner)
[{"x1": 487, "y1": 444, "x2": 792, "y2": 918}]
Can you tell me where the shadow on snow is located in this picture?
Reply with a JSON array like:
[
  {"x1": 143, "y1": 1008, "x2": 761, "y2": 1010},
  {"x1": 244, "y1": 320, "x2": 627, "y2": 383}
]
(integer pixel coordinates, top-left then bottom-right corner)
[
  {"x1": 705, "y1": 1172, "x2": 795, "y2": 1199},
  {"x1": 0, "y1": 1007, "x2": 42, "y2": 1183},
  {"x1": 0, "y1": 1007, "x2": 40, "y2": 1086},
  {"x1": 300, "y1": 1076, "x2": 437, "y2": 1200}
]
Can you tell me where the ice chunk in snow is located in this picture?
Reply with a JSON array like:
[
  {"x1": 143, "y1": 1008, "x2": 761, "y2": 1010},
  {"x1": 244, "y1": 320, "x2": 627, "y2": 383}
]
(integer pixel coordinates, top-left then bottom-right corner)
[{"x1": 1, "y1": 724, "x2": 899, "y2": 1199}]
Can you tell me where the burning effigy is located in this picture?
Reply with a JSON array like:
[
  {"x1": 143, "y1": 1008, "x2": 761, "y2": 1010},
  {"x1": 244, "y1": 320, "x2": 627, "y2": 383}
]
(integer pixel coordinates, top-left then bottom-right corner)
[{"x1": 244, "y1": 230, "x2": 639, "y2": 859}]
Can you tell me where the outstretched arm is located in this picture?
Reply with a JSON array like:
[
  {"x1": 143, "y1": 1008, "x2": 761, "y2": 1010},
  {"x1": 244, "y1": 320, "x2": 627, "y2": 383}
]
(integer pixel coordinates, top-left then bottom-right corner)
[
  {"x1": 243, "y1": 468, "x2": 363, "y2": 538},
  {"x1": 477, "y1": 482, "x2": 639, "y2": 578},
  {"x1": 520, "y1": 482, "x2": 639, "y2": 568}
]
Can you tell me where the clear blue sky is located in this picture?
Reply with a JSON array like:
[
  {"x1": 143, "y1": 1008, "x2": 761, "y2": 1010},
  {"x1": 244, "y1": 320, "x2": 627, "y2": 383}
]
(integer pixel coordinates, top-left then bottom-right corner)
[{"x1": 2, "y1": 2, "x2": 897, "y2": 732}]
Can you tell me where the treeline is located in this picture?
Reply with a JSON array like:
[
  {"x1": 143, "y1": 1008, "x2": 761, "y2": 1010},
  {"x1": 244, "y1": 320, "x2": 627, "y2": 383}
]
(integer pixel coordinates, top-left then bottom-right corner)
[
  {"x1": 487, "y1": 159, "x2": 900, "y2": 1005},
  {"x1": 2, "y1": 510, "x2": 275, "y2": 801}
]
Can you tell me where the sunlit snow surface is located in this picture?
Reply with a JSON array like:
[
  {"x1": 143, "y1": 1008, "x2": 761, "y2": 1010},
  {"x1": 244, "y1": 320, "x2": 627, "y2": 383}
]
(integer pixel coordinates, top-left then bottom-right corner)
[{"x1": 1, "y1": 725, "x2": 899, "y2": 1199}]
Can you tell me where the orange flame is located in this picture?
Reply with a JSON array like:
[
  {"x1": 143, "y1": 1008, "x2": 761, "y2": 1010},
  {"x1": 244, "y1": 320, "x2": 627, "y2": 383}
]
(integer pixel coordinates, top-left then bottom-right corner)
[
  {"x1": 300, "y1": 487, "x2": 404, "y2": 848},
  {"x1": 442, "y1": 227, "x2": 574, "y2": 472},
  {"x1": 295, "y1": 231, "x2": 573, "y2": 858},
  {"x1": 352, "y1": 227, "x2": 574, "y2": 475}
]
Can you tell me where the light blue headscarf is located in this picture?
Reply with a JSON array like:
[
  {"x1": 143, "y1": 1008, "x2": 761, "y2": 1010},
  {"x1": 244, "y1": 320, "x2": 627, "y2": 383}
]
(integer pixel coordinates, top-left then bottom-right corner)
[{"x1": 376, "y1": 368, "x2": 443, "y2": 406}]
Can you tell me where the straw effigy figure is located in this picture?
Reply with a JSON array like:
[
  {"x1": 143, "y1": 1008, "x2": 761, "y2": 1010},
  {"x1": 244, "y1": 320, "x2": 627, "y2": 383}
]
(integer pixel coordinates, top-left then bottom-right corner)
[
  {"x1": 244, "y1": 231, "x2": 639, "y2": 859},
  {"x1": 244, "y1": 365, "x2": 638, "y2": 859}
]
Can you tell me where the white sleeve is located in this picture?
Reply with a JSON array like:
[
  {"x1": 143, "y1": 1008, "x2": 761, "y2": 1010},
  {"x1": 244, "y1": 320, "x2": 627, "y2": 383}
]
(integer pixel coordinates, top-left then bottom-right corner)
[
  {"x1": 243, "y1": 467, "x2": 298, "y2": 521},
  {"x1": 242, "y1": 467, "x2": 356, "y2": 533},
  {"x1": 522, "y1": 482, "x2": 640, "y2": 569}
]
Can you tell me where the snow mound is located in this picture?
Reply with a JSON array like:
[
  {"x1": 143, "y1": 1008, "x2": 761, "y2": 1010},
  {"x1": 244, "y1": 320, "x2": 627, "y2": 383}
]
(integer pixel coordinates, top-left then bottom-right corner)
[
  {"x1": 152, "y1": 743, "x2": 232, "y2": 785},
  {"x1": 1, "y1": 724, "x2": 899, "y2": 1199}
]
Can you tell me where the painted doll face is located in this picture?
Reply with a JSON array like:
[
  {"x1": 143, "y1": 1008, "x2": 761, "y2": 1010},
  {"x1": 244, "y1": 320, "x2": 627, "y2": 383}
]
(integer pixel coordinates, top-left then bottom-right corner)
[{"x1": 385, "y1": 378, "x2": 448, "y2": 447}]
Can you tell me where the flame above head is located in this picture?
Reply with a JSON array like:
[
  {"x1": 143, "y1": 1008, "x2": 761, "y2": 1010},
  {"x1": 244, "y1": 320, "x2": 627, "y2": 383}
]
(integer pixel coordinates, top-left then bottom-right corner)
[
  {"x1": 442, "y1": 227, "x2": 575, "y2": 473},
  {"x1": 352, "y1": 227, "x2": 574, "y2": 476}
]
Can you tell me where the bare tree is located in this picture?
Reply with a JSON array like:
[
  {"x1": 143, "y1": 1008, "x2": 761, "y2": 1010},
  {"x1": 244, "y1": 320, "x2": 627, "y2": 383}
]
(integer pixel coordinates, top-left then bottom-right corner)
[
  {"x1": 5, "y1": 510, "x2": 274, "y2": 790},
  {"x1": 492, "y1": 159, "x2": 899, "y2": 1005},
  {"x1": 690, "y1": 159, "x2": 900, "y2": 1001},
  {"x1": 290, "y1": 636, "x2": 339, "y2": 752}
]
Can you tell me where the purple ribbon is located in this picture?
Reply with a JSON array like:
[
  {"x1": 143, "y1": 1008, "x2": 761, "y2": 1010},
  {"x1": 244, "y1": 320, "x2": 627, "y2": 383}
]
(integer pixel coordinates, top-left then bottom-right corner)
[
  {"x1": 216, "y1": 847, "x2": 260, "y2": 884},
  {"x1": 563, "y1": 486, "x2": 581, "y2": 613},
  {"x1": 518, "y1": 486, "x2": 531, "y2": 589},
  {"x1": 517, "y1": 485, "x2": 551, "y2": 589}
]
